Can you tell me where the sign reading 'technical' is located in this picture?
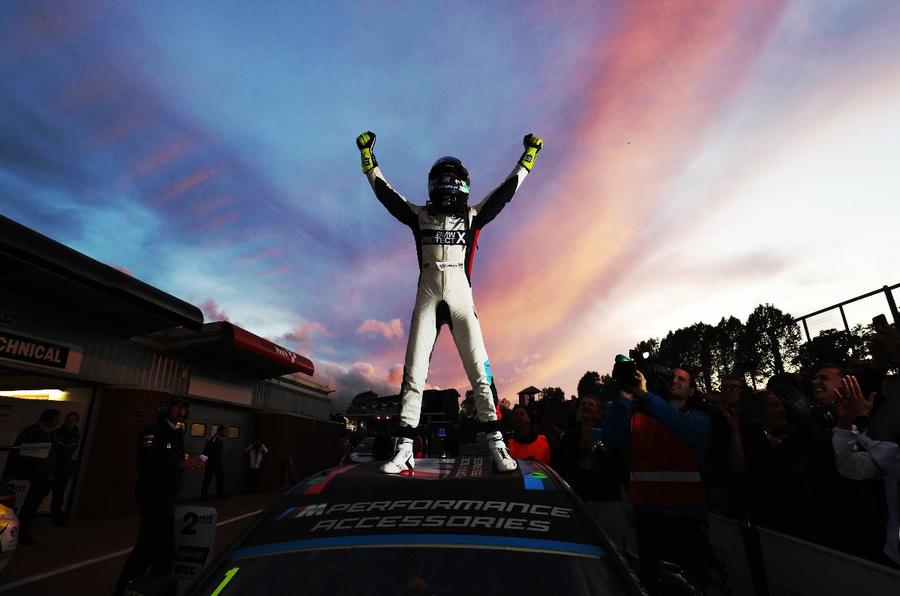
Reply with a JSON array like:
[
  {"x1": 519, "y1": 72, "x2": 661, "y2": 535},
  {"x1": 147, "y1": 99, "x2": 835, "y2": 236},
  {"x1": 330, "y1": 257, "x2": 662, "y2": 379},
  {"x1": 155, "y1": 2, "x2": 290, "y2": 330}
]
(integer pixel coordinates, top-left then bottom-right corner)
[{"x1": 0, "y1": 330, "x2": 82, "y2": 373}]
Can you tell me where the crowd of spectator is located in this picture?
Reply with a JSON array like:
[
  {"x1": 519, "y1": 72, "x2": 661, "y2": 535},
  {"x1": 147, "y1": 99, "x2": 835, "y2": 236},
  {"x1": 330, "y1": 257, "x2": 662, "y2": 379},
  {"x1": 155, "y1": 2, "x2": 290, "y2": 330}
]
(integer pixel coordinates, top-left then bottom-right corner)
[{"x1": 497, "y1": 322, "x2": 900, "y2": 593}]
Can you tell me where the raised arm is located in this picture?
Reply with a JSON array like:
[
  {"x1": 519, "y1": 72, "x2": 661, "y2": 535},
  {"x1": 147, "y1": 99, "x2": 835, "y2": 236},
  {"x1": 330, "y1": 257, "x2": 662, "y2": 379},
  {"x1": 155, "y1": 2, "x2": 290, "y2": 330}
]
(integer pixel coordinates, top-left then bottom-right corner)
[
  {"x1": 472, "y1": 134, "x2": 543, "y2": 228},
  {"x1": 357, "y1": 131, "x2": 417, "y2": 228}
]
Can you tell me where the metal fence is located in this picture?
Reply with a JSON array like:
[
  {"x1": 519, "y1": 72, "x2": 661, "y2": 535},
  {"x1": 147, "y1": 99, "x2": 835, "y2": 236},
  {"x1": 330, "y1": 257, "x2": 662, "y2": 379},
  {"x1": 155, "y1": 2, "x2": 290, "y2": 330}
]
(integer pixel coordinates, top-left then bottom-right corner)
[{"x1": 794, "y1": 283, "x2": 900, "y2": 341}]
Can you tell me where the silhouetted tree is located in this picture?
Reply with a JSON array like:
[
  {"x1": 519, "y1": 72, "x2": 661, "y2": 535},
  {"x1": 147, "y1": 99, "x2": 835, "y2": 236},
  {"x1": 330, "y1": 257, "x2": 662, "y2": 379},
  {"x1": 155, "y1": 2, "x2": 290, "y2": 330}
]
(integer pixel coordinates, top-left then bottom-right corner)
[
  {"x1": 742, "y1": 304, "x2": 802, "y2": 386},
  {"x1": 540, "y1": 387, "x2": 566, "y2": 402},
  {"x1": 712, "y1": 316, "x2": 745, "y2": 385},
  {"x1": 625, "y1": 304, "x2": 811, "y2": 390},
  {"x1": 459, "y1": 391, "x2": 477, "y2": 419},
  {"x1": 576, "y1": 371, "x2": 602, "y2": 398},
  {"x1": 630, "y1": 338, "x2": 660, "y2": 361},
  {"x1": 794, "y1": 325, "x2": 870, "y2": 374}
]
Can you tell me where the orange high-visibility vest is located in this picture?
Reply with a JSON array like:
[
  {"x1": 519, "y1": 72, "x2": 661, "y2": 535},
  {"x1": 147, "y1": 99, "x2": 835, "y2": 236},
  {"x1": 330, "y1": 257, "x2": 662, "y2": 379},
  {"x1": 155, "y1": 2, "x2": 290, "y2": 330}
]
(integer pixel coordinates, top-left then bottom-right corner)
[
  {"x1": 508, "y1": 434, "x2": 551, "y2": 464},
  {"x1": 628, "y1": 411, "x2": 705, "y2": 508}
]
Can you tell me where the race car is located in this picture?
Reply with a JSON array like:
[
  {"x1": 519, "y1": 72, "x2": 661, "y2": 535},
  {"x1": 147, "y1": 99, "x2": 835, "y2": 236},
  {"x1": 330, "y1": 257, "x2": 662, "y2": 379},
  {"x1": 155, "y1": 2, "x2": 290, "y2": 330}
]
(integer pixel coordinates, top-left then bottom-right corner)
[
  {"x1": 184, "y1": 457, "x2": 650, "y2": 596},
  {"x1": 0, "y1": 484, "x2": 19, "y2": 573}
]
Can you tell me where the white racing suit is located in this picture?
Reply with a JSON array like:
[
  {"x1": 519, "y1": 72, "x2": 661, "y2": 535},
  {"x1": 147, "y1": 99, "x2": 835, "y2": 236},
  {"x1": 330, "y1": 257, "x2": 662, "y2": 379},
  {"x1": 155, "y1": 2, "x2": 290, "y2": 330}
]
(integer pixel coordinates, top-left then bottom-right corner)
[{"x1": 366, "y1": 162, "x2": 529, "y2": 461}]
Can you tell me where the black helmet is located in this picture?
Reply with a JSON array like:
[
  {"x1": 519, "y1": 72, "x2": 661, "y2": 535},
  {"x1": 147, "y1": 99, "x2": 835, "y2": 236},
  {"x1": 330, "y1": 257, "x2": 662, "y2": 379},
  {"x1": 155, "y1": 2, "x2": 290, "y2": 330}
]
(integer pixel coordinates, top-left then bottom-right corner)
[{"x1": 428, "y1": 156, "x2": 470, "y2": 212}]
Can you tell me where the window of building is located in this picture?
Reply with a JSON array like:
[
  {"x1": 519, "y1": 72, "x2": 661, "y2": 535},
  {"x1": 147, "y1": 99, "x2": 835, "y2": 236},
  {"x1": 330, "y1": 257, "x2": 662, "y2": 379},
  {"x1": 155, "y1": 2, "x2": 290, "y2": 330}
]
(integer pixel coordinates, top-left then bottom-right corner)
[
  {"x1": 190, "y1": 423, "x2": 206, "y2": 438},
  {"x1": 227, "y1": 425, "x2": 240, "y2": 439}
]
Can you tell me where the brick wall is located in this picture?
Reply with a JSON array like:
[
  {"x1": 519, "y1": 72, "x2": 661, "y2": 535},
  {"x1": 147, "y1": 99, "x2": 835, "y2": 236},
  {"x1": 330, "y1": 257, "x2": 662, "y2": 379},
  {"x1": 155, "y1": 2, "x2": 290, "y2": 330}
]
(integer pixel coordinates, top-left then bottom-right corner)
[
  {"x1": 76, "y1": 394, "x2": 343, "y2": 517},
  {"x1": 76, "y1": 388, "x2": 170, "y2": 518},
  {"x1": 249, "y1": 412, "x2": 344, "y2": 490}
]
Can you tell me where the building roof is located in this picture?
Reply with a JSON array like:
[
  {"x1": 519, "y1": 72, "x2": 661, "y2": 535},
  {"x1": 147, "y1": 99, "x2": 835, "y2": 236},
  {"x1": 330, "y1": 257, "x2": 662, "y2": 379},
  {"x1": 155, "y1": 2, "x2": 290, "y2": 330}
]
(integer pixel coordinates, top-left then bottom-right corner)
[
  {"x1": 517, "y1": 385, "x2": 541, "y2": 395},
  {"x1": 148, "y1": 321, "x2": 315, "y2": 378},
  {"x1": 0, "y1": 215, "x2": 203, "y2": 338}
]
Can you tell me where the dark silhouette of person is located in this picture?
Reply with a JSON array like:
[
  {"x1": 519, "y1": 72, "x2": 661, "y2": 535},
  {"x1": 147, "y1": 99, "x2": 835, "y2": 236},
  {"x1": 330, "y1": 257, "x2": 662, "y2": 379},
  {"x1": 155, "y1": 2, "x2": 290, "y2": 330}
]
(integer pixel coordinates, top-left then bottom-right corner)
[
  {"x1": 7, "y1": 408, "x2": 60, "y2": 545},
  {"x1": 201, "y1": 426, "x2": 226, "y2": 500},
  {"x1": 51, "y1": 411, "x2": 81, "y2": 526},
  {"x1": 114, "y1": 397, "x2": 203, "y2": 595}
]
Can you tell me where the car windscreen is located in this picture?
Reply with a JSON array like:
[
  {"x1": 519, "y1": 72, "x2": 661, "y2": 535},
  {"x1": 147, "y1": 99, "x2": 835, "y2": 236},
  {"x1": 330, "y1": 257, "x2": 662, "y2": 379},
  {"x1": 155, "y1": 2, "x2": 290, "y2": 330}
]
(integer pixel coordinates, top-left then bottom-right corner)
[{"x1": 196, "y1": 545, "x2": 630, "y2": 596}]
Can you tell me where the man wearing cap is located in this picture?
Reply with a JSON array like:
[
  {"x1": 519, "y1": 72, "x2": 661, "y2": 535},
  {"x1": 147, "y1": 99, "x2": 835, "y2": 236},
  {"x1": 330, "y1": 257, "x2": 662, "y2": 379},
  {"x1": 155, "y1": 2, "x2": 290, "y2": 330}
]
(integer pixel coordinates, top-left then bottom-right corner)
[{"x1": 114, "y1": 397, "x2": 204, "y2": 595}]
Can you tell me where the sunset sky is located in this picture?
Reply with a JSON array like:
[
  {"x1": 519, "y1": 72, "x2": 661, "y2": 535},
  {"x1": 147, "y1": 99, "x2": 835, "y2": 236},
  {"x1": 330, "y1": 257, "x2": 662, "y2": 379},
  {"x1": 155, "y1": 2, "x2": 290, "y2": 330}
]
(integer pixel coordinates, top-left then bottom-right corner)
[{"x1": 3, "y1": 1, "x2": 899, "y2": 410}]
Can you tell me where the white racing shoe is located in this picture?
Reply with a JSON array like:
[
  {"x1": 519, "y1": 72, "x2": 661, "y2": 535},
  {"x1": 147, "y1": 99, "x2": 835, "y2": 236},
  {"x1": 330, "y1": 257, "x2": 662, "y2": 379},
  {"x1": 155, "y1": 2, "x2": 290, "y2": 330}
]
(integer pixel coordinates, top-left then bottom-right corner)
[
  {"x1": 380, "y1": 437, "x2": 415, "y2": 474},
  {"x1": 487, "y1": 431, "x2": 518, "y2": 472}
]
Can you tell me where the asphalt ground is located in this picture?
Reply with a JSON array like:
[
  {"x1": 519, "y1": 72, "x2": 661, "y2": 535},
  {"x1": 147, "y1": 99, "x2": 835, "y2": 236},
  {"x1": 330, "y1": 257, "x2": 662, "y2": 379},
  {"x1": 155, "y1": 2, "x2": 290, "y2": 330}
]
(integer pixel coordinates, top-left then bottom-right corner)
[{"x1": 0, "y1": 489, "x2": 281, "y2": 596}]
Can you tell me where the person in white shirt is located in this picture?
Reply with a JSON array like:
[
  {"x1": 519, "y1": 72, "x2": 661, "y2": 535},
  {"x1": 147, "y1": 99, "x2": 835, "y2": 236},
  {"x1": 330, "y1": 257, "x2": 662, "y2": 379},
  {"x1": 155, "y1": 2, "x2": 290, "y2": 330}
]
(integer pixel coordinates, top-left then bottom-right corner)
[
  {"x1": 244, "y1": 441, "x2": 268, "y2": 493},
  {"x1": 832, "y1": 375, "x2": 900, "y2": 567}
]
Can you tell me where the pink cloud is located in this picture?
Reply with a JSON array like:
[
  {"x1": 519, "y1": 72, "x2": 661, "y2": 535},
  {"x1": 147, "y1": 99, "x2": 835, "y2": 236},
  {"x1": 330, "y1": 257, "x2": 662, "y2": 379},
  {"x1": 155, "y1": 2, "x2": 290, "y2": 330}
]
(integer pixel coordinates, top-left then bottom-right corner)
[
  {"x1": 276, "y1": 322, "x2": 330, "y2": 353},
  {"x1": 152, "y1": 168, "x2": 213, "y2": 204},
  {"x1": 127, "y1": 138, "x2": 198, "y2": 183},
  {"x1": 199, "y1": 210, "x2": 242, "y2": 232},
  {"x1": 199, "y1": 298, "x2": 229, "y2": 322},
  {"x1": 430, "y1": 2, "x2": 788, "y2": 398},
  {"x1": 356, "y1": 318, "x2": 404, "y2": 340},
  {"x1": 190, "y1": 195, "x2": 234, "y2": 216},
  {"x1": 387, "y1": 365, "x2": 403, "y2": 385}
]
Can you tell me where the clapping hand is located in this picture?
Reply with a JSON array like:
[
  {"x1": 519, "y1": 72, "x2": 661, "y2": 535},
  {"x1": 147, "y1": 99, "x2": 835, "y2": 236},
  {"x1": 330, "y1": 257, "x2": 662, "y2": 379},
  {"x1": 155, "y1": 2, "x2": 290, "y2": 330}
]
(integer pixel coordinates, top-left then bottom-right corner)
[{"x1": 835, "y1": 375, "x2": 875, "y2": 429}]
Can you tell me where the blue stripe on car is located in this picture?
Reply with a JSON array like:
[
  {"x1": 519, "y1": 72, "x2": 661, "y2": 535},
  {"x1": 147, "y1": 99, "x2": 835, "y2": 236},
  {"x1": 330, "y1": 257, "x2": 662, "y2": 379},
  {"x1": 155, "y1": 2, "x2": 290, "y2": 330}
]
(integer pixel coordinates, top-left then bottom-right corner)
[
  {"x1": 231, "y1": 534, "x2": 603, "y2": 560},
  {"x1": 517, "y1": 461, "x2": 545, "y2": 491}
]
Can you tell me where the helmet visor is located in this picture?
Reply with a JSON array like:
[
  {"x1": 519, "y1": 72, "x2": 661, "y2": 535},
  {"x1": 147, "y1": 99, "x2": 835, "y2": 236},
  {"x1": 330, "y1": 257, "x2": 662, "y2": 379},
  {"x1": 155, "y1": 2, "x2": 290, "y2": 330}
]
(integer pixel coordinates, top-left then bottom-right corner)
[{"x1": 428, "y1": 175, "x2": 469, "y2": 198}]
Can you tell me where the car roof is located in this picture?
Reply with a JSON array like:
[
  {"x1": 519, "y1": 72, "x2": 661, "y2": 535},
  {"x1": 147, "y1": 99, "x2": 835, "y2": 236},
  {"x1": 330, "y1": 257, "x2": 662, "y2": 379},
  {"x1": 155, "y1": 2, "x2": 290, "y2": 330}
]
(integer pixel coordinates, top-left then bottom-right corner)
[{"x1": 229, "y1": 457, "x2": 606, "y2": 561}]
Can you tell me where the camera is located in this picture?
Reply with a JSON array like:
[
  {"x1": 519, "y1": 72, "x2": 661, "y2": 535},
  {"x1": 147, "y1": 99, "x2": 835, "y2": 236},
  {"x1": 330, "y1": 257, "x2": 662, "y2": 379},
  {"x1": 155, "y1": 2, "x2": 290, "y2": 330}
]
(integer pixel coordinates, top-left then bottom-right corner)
[
  {"x1": 612, "y1": 358, "x2": 638, "y2": 387},
  {"x1": 612, "y1": 352, "x2": 674, "y2": 396}
]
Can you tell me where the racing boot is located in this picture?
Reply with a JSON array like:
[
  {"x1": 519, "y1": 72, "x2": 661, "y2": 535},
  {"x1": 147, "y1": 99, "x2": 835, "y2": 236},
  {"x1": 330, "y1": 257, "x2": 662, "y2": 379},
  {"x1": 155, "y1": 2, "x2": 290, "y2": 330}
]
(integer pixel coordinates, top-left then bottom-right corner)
[
  {"x1": 487, "y1": 431, "x2": 517, "y2": 472},
  {"x1": 380, "y1": 437, "x2": 415, "y2": 474}
]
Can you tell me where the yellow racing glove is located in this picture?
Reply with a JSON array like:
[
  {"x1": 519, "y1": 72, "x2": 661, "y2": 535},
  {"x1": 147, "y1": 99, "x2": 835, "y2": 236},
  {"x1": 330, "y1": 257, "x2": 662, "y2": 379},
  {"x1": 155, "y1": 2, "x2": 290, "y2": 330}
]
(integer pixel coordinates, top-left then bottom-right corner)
[
  {"x1": 356, "y1": 131, "x2": 378, "y2": 174},
  {"x1": 518, "y1": 133, "x2": 543, "y2": 171}
]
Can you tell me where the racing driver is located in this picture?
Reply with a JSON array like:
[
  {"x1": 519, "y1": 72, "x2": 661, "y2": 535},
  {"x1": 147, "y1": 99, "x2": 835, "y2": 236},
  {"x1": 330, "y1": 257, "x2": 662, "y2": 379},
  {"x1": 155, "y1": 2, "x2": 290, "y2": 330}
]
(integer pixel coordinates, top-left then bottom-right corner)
[{"x1": 356, "y1": 130, "x2": 543, "y2": 474}]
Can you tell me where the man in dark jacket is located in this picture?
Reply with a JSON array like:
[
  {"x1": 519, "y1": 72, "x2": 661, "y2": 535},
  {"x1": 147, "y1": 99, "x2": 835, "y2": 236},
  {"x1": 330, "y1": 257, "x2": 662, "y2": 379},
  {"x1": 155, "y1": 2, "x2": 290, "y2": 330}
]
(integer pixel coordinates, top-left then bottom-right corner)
[
  {"x1": 51, "y1": 411, "x2": 80, "y2": 526},
  {"x1": 8, "y1": 408, "x2": 60, "y2": 545},
  {"x1": 201, "y1": 425, "x2": 226, "y2": 500},
  {"x1": 114, "y1": 397, "x2": 204, "y2": 595}
]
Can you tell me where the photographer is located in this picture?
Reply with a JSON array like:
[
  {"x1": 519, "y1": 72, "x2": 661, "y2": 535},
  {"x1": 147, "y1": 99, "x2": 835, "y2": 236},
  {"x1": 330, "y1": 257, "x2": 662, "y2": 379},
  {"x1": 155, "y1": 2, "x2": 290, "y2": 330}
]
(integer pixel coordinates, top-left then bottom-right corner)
[{"x1": 603, "y1": 356, "x2": 711, "y2": 594}]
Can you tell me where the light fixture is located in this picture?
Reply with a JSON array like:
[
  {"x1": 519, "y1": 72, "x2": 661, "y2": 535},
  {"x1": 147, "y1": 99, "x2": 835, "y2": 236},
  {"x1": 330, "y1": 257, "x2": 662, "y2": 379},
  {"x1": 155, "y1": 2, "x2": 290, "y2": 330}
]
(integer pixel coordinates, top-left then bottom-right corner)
[{"x1": 0, "y1": 389, "x2": 68, "y2": 401}]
